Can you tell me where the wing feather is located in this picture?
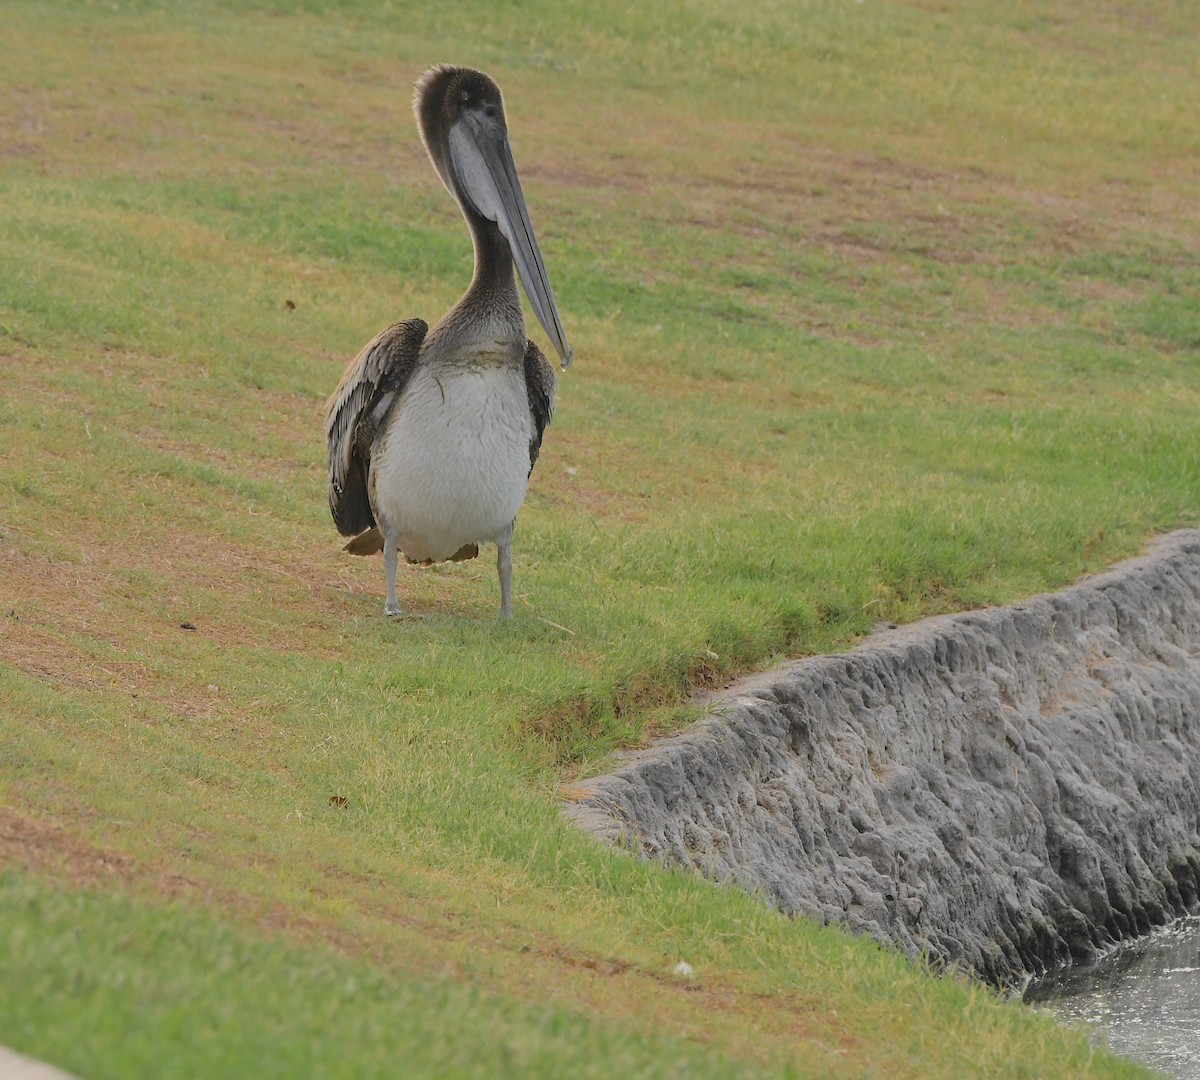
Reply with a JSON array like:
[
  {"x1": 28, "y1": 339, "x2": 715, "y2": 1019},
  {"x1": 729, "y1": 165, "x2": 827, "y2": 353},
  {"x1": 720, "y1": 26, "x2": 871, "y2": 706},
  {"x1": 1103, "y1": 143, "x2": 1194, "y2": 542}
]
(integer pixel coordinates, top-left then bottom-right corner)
[
  {"x1": 523, "y1": 339, "x2": 556, "y2": 477},
  {"x1": 325, "y1": 318, "x2": 427, "y2": 537}
]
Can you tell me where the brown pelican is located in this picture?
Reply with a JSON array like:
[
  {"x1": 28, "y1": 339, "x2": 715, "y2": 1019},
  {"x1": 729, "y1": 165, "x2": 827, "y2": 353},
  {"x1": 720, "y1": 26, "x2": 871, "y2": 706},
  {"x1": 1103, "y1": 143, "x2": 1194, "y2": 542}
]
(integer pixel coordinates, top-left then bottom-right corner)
[{"x1": 325, "y1": 65, "x2": 572, "y2": 619}]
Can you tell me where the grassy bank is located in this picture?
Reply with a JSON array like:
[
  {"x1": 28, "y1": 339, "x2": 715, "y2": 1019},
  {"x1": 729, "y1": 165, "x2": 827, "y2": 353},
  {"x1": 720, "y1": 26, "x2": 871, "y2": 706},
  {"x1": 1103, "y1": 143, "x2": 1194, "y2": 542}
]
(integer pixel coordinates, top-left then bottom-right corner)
[{"x1": 2, "y1": 1, "x2": 1196, "y2": 1076}]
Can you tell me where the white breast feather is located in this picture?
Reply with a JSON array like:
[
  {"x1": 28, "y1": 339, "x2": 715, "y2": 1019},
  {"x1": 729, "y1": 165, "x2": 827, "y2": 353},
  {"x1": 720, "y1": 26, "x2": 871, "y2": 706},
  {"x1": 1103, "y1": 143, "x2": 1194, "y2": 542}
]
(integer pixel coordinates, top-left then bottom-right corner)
[{"x1": 370, "y1": 364, "x2": 532, "y2": 562}]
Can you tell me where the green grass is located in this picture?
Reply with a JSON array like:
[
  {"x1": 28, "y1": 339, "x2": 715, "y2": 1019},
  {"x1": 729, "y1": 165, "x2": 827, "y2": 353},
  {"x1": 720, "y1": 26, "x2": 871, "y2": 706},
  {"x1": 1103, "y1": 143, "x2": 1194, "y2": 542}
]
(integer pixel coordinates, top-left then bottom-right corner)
[
  {"x1": 1, "y1": 0, "x2": 1197, "y2": 1076},
  {"x1": 1, "y1": 873, "x2": 784, "y2": 1080}
]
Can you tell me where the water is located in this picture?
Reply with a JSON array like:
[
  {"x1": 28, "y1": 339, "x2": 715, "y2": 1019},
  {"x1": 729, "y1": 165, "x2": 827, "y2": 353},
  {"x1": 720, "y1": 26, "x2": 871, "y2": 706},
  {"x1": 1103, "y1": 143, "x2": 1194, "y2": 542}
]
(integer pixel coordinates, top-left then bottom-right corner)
[{"x1": 1025, "y1": 916, "x2": 1200, "y2": 1079}]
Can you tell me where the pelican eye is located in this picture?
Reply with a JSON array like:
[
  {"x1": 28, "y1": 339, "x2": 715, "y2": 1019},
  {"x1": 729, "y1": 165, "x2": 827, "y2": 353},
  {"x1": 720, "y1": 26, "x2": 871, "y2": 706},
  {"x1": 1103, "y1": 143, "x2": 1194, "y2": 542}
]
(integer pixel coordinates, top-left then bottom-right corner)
[{"x1": 484, "y1": 104, "x2": 497, "y2": 118}]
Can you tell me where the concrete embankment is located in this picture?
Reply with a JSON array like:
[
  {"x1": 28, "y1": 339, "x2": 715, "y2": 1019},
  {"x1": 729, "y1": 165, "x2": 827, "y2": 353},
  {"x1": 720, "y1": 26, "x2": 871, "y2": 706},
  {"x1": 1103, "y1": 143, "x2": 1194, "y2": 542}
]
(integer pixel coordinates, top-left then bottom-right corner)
[{"x1": 566, "y1": 531, "x2": 1200, "y2": 986}]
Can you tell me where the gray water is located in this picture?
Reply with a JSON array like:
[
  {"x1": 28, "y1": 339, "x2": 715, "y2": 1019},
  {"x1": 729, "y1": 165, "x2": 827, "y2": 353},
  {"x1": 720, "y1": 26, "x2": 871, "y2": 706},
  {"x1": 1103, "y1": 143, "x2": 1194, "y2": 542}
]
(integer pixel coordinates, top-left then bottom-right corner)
[{"x1": 1025, "y1": 916, "x2": 1200, "y2": 1079}]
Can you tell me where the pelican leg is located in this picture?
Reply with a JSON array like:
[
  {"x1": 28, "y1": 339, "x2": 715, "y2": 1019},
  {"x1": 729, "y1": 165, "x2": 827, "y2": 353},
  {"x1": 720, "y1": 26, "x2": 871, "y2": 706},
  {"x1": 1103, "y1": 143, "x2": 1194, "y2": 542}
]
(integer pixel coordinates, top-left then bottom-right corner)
[
  {"x1": 383, "y1": 532, "x2": 402, "y2": 617},
  {"x1": 495, "y1": 520, "x2": 515, "y2": 619}
]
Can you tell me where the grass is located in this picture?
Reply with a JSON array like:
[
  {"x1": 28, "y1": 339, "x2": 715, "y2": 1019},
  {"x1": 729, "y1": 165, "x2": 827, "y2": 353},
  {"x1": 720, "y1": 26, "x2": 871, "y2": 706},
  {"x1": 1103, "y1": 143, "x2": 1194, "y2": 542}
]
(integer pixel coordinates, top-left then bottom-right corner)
[
  {"x1": 1, "y1": 0, "x2": 1197, "y2": 1076},
  {"x1": 2, "y1": 873, "x2": 793, "y2": 1080}
]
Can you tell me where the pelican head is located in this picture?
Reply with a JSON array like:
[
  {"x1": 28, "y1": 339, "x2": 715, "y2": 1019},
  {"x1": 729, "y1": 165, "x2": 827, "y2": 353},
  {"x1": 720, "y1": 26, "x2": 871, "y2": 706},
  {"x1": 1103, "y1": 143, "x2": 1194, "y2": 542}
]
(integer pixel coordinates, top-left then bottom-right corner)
[{"x1": 414, "y1": 65, "x2": 573, "y2": 369}]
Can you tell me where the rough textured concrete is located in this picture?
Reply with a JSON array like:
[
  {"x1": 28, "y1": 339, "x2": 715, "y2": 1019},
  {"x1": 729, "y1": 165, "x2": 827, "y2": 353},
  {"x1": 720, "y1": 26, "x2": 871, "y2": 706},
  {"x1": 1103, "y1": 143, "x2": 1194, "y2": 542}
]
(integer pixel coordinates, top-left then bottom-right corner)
[{"x1": 566, "y1": 531, "x2": 1200, "y2": 986}]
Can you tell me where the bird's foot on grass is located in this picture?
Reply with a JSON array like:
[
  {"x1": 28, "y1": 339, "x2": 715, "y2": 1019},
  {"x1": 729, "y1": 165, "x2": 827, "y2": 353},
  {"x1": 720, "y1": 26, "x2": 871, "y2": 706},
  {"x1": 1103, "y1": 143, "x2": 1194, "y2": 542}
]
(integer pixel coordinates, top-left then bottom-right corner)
[{"x1": 384, "y1": 603, "x2": 430, "y2": 621}]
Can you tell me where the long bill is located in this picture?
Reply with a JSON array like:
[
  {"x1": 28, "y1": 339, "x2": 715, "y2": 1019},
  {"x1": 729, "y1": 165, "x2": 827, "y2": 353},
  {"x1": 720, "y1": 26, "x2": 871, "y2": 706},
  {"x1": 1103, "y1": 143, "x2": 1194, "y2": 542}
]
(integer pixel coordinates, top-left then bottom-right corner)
[{"x1": 449, "y1": 117, "x2": 574, "y2": 369}]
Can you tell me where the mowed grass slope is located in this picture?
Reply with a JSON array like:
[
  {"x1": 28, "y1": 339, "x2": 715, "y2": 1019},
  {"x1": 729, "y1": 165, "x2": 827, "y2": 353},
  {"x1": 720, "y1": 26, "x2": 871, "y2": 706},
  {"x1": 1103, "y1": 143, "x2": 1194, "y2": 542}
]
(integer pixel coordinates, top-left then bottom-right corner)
[{"x1": 1, "y1": 1, "x2": 1196, "y2": 1076}]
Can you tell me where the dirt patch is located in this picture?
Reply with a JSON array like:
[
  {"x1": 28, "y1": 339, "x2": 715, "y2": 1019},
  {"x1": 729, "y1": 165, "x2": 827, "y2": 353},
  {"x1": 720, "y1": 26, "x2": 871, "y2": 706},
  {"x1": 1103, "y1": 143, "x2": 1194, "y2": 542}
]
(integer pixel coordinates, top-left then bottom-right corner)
[
  {"x1": 0, "y1": 806, "x2": 134, "y2": 890},
  {"x1": 1, "y1": 522, "x2": 339, "y2": 656}
]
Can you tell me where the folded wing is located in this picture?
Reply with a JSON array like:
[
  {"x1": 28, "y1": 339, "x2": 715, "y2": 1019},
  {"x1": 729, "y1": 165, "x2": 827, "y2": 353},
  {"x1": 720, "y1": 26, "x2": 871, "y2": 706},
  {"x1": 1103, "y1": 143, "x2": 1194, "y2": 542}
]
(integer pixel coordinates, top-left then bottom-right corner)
[
  {"x1": 325, "y1": 318, "x2": 428, "y2": 537},
  {"x1": 523, "y1": 338, "x2": 556, "y2": 477}
]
